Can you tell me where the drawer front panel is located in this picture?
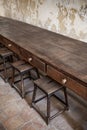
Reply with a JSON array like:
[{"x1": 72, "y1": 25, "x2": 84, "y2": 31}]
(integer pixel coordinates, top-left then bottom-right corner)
[
  {"x1": 2, "y1": 38, "x2": 20, "y2": 55},
  {"x1": 1, "y1": 37, "x2": 10, "y2": 47},
  {"x1": 47, "y1": 65, "x2": 87, "y2": 100},
  {"x1": 20, "y1": 48, "x2": 46, "y2": 72},
  {"x1": 29, "y1": 56, "x2": 46, "y2": 72}
]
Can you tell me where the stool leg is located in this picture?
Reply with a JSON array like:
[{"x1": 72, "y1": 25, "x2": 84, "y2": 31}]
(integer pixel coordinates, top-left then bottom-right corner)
[
  {"x1": 3, "y1": 57, "x2": 7, "y2": 82},
  {"x1": 31, "y1": 85, "x2": 37, "y2": 106},
  {"x1": 64, "y1": 87, "x2": 69, "y2": 110},
  {"x1": 28, "y1": 71, "x2": 32, "y2": 80},
  {"x1": 47, "y1": 95, "x2": 50, "y2": 125},
  {"x1": 35, "y1": 68, "x2": 40, "y2": 79},
  {"x1": 9, "y1": 55, "x2": 13, "y2": 62},
  {"x1": 21, "y1": 74, "x2": 25, "y2": 98},
  {"x1": 11, "y1": 67, "x2": 15, "y2": 86}
]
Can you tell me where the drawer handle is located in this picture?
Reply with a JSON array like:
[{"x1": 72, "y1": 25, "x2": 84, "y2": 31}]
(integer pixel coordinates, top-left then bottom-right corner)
[
  {"x1": 8, "y1": 44, "x2": 12, "y2": 47},
  {"x1": 28, "y1": 57, "x2": 32, "y2": 62},
  {"x1": 62, "y1": 78, "x2": 67, "y2": 84}
]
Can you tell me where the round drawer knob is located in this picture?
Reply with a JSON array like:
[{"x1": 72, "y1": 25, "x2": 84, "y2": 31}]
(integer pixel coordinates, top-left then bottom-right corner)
[
  {"x1": 62, "y1": 78, "x2": 67, "y2": 84},
  {"x1": 8, "y1": 44, "x2": 12, "y2": 47},
  {"x1": 28, "y1": 57, "x2": 32, "y2": 62}
]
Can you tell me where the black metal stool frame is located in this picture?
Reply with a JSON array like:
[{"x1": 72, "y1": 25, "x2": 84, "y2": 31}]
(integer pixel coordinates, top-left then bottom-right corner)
[
  {"x1": 31, "y1": 82, "x2": 69, "y2": 125},
  {"x1": 0, "y1": 53, "x2": 13, "y2": 82},
  {"x1": 11, "y1": 64, "x2": 40, "y2": 98}
]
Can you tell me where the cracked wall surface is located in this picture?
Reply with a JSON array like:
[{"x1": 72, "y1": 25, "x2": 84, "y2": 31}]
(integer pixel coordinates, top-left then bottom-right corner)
[{"x1": 0, "y1": 0, "x2": 87, "y2": 42}]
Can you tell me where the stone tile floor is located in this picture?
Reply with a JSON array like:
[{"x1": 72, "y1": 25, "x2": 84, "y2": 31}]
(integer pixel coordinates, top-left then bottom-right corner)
[{"x1": 0, "y1": 77, "x2": 87, "y2": 130}]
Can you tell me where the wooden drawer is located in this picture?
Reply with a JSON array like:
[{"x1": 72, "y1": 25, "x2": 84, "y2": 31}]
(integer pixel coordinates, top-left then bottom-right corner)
[
  {"x1": 0, "y1": 37, "x2": 9, "y2": 47},
  {"x1": 2, "y1": 38, "x2": 20, "y2": 55},
  {"x1": 20, "y1": 48, "x2": 46, "y2": 72},
  {"x1": 28, "y1": 56, "x2": 46, "y2": 72},
  {"x1": 47, "y1": 65, "x2": 87, "y2": 100}
]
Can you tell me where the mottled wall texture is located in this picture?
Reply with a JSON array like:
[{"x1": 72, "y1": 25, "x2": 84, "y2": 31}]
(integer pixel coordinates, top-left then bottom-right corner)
[{"x1": 0, "y1": 0, "x2": 87, "y2": 42}]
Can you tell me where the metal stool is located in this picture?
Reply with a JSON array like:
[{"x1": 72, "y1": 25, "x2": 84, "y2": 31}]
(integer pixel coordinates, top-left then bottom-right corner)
[
  {"x1": 0, "y1": 47, "x2": 13, "y2": 82},
  {"x1": 31, "y1": 76, "x2": 69, "y2": 125},
  {"x1": 11, "y1": 60, "x2": 40, "y2": 98}
]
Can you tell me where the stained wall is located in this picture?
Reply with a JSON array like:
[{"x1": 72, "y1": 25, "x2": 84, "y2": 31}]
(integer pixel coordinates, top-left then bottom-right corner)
[{"x1": 0, "y1": 0, "x2": 87, "y2": 42}]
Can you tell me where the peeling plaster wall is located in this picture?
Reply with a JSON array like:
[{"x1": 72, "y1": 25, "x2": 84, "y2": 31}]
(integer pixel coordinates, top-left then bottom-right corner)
[{"x1": 0, "y1": 0, "x2": 87, "y2": 42}]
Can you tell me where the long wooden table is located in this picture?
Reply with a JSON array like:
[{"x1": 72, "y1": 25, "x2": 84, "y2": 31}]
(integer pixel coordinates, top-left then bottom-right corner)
[{"x1": 0, "y1": 16, "x2": 87, "y2": 100}]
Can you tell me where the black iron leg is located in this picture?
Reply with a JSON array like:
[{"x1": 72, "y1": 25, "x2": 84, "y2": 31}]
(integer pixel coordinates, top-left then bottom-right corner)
[
  {"x1": 31, "y1": 85, "x2": 37, "y2": 106},
  {"x1": 64, "y1": 87, "x2": 69, "y2": 110},
  {"x1": 47, "y1": 95, "x2": 50, "y2": 125}
]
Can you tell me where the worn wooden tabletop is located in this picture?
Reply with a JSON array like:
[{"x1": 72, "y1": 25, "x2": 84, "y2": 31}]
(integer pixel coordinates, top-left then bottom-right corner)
[{"x1": 0, "y1": 16, "x2": 87, "y2": 87}]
